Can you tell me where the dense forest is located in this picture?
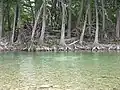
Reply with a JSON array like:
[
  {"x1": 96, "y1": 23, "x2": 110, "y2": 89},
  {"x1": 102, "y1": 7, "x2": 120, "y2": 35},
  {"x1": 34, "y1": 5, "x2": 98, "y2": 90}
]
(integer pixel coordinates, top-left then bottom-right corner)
[{"x1": 0, "y1": 0, "x2": 120, "y2": 51}]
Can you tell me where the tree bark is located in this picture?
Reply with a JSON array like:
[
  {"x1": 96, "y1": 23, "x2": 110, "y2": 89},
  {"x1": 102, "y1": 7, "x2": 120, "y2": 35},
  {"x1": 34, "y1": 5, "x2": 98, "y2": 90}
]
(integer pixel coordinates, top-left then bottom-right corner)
[
  {"x1": 39, "y1": 0, "x2": 46, "y2": 45},
  {"x1": 76, "y1": 0, "x2": 84, "y2": 27},
  {"x1": 94, "y1": 0, "x2": 99, "y2": 45},
  {"x1": 60, "y1": 1, "x2": 66, "y2": 46},
  {"x1": 31, "y1": 4, "x2": 43, "y2": 43},
  {"x1": 11, "y1": 2, "x2": 19, "y2": 44},
  {"x1": 116, "y1": 10, "x2": 120, "y2": 38},
  {"x1": 79, "y1": 4, "x2": 89, "y2": 45},
  {"x1": 101, "y1": 0, "x2": 105, "y2": 40},
  {"x1": 7, "y1": 1, "x2": 11, "y2": 32},
  {"x1": 0, "y1": 0, "x2": 3, "y2": 38},
  {"x1": 67, "y1": 0, "x2": 71, "y2": 38},
  {"x1": 88, "y1": 0, "x2": 91, "y2": 34}
]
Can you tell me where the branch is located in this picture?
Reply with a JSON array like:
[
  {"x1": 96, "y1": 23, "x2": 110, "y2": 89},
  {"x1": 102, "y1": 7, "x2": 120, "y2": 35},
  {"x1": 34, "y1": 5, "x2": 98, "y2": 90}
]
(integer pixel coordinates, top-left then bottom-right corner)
[{"x1": 69, "y1": 40, "x2": 79, "y2": 46}]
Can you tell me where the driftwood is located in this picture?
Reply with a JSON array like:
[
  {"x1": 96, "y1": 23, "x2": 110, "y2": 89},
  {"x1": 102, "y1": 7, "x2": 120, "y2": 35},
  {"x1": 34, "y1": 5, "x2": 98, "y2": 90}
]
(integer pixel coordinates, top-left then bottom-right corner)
[{"x1": 69, "y1": 40, "x2": 79, "y2": 46}]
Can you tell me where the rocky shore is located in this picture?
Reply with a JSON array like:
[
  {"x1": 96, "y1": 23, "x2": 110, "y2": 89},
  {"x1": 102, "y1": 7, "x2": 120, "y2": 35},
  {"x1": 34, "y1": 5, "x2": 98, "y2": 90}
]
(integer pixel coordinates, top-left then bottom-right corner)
[{"x1": 0, "y1": 40, "x2": 120, "y2": 52}]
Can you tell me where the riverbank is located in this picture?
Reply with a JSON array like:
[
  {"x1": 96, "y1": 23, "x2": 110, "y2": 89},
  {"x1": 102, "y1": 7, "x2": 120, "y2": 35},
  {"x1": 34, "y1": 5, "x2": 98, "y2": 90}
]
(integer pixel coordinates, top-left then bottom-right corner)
[
  {"x1": 1, "y1": 22, "x2": 119, "y2": 52},
  {"x1": 20, "y1": 43, "x2": 120, "y2": 52},
  {"x1": 0, "y1": 40, "x2": 120, "y2": 52}
]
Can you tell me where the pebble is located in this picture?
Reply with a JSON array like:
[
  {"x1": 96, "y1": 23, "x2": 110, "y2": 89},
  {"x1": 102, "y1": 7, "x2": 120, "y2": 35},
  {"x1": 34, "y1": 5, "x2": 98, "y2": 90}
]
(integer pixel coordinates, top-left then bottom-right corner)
[
  {"x1": 53, "y1": 85, "x2": 60, "y2": 88},
  {"x1": 39, "y1": 85, "x2": 50, "y2": 88}
]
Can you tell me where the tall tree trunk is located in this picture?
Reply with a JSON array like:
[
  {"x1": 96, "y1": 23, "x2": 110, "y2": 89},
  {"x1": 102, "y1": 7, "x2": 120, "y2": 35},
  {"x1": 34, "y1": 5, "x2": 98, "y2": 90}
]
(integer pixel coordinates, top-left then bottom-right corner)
[
  {"x1": 0, "y1": 0, "x2": 3, "y2": 38},
  {"x1": 31, "y1": 4, "x2": 43, "y2": 43},
  {"x1": 116, "y1": 10, "x2": 120, "y2": 38},
  {"x1": 11, "y1": 2, "x2": 19, "y2": 44},
  {"x1": 17, "y1": 5, "x2": 21, "y2": 29},
  {"x1": 88, "y1": 0, "x2": 91, "y2": 34},
  {"x1": 101, "y1": 0, "x2": 105, "y2": 40},
  {"x1": 7, "y1": 0, "x2": 11, "y2": 31},
  {"x1": 79, "y1": 4, "x2": 89, "y2": 45},
  {"x1": 94, "y1": 0, "x2": 99, "y2": 45},
  {"x1": 67, "y1": 0, "x2": 71, "y2": 38},
  {"x1": 60, "y1": 2, "x2": 66, "y2": 46},
  {"x1": 76, "y1": 0, "x2": 84, "y2": 27},
  {"x1": 39, "y1": 0, "x2": 46, "y2": 45}
]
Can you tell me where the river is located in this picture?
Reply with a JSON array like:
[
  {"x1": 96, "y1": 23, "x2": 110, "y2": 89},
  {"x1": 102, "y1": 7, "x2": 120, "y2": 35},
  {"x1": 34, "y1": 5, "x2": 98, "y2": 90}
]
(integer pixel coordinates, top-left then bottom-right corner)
[{"x1": 0, "y1": 52, "x2": 120, "y2": 90}]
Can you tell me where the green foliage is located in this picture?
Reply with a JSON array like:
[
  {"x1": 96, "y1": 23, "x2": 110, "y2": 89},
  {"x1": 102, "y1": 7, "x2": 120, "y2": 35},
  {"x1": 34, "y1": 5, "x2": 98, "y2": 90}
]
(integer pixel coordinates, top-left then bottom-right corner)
[{"x1": 1, "y1": 0, "x2": 120, "y2": 41}]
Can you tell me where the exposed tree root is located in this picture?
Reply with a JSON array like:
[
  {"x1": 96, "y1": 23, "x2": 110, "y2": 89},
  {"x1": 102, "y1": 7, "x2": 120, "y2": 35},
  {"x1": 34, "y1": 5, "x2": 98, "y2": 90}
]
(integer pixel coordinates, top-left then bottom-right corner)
[{"x1": 69, "y1": 40, "x2": 79, "y2": 46}]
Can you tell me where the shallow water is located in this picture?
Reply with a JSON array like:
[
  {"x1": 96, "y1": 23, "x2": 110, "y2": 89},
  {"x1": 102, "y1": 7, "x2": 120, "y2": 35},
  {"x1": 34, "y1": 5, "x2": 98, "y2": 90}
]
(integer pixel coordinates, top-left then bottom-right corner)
[{"x1": 0, "y1": 52, "x2": 120, "y2": 90}]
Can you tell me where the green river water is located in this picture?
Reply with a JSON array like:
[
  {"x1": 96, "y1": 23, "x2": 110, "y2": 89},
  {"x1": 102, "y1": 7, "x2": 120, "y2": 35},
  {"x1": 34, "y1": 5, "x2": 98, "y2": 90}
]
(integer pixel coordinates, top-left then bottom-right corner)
[{"x1": 0, "y1": 52, "x2": 120, "y2": 90}]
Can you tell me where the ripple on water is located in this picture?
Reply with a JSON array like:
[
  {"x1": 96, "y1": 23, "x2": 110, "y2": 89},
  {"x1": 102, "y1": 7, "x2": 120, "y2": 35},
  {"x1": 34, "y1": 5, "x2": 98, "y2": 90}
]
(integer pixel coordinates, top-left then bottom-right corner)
[{"x1": 0, "y1": 52, "x2": 120, "y2": 89}]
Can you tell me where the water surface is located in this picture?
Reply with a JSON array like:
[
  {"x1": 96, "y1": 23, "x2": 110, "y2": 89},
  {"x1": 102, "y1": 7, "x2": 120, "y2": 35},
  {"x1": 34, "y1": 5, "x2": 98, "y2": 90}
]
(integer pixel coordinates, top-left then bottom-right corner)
[{"x1": 0, "y1": 52, "x2": 120, "y2": 90}]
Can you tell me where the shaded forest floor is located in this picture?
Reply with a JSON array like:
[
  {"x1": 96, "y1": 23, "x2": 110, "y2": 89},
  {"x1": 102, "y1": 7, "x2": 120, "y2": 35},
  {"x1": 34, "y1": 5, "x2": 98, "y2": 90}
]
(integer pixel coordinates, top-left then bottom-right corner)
[{"x1": 1, "y1": 23, "x2": 120, "y2": 52}]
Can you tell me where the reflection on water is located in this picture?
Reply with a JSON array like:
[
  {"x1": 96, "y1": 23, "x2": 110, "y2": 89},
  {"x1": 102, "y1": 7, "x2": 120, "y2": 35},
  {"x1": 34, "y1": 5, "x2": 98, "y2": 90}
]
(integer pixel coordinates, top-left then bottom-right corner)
[{"x1": 0, "y1": 52, "x2": 120, "y2": 90}]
